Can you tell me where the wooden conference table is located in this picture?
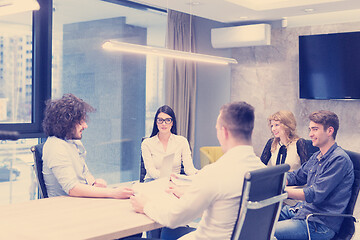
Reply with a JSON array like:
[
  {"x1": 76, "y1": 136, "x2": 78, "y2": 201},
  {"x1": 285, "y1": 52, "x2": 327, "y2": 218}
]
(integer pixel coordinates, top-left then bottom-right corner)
[{"x1": 0, "y1": 196, "x2": 163, "y2": 240}]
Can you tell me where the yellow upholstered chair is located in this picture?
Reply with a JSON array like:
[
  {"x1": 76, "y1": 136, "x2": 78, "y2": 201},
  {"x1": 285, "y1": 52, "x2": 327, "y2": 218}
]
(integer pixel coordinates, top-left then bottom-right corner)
[{"x1": 199, "y1": 146, "x2": 224, "y2": 169}]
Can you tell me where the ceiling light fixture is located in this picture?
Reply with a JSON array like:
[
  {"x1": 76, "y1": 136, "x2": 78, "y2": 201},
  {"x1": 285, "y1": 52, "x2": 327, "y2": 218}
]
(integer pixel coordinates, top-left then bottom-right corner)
[
  {"x1": 304, "y1": 8, "x2": 315, "y2": 13},
  {"x1": 102, "y1": 40, "x2": 238, "y2": 65},
  {"x1": 187, "y1": 1, "x2": 201, "y2": 6},
  {"x1": 0, "y1": 0, "x2": 40, "y2": 16},
  {"x1": 102, "y1": 0, "x2": 237, "y2": 65}
]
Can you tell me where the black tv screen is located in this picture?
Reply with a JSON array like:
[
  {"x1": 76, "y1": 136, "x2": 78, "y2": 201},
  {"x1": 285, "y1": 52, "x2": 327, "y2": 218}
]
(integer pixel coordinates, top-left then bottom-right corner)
[{"x1": 299, "y1": 32, "x2": 360, "y2": 100}]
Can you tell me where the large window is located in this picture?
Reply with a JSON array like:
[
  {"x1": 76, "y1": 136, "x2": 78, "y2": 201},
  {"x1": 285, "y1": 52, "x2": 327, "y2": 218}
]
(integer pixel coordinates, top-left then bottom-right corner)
[
  {"x1": 0, "y1": 12, "x2": 33, "y2": 124},
  {"x1": 0, "y1": 10, "x2": 40, "y2": 204},
  {"x1": 0, "y1": 0, "x2": 168, "y2": 204},
  {"x1": 52, "y1": 0, "x2": 167, "y2": 183}
]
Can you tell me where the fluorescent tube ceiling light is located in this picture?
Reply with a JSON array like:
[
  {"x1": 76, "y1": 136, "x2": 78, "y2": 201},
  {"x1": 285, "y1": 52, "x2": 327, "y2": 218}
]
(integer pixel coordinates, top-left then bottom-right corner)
[
  {"x1": 102, "y1": 40, "x2": 238, "y2": 65},
  {"x1": 0, "y1": 0, "x2": 40, "y2": 16},
  {"x1": 225, "y1": 0, "x2": 342, "y2": 11}
]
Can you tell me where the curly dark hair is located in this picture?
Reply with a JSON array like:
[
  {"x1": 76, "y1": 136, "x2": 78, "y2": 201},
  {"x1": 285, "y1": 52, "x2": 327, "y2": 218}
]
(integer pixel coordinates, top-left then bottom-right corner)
[{"x1": 42, "y1": 93, "x2": 95, "y2": 139}]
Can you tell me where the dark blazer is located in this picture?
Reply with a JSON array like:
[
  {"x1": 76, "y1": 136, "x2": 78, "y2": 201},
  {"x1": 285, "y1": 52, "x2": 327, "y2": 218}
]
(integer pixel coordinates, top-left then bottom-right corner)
[{"x1": 260, "y1": 138, "x2": 319, "y2": 166}]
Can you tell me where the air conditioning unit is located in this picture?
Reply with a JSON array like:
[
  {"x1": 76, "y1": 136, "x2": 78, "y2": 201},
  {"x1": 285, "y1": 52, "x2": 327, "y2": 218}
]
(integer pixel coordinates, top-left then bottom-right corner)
[{"x1": 211, "y1": 24, "x2": 271, "y2": 48}]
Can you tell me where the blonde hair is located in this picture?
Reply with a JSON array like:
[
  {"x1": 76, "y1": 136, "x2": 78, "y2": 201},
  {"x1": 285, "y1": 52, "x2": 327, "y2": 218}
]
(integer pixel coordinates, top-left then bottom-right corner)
[{"x1": 268, "y1": 110, "x2": 299, "y2": 152}]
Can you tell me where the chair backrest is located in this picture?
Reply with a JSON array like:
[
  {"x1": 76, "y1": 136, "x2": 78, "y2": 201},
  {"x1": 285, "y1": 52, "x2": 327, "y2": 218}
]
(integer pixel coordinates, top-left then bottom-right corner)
[
  {"x1": 231, "y1": 164, "x2": 290, "y2": 240},
  {"x1": 304, "y1": 139, "x2": 319, "y2": 161},
  {"x1": 332, "y1": 150, "x2": 360, "y2": 240},
  {"x1": 30, "y1": 143, "x2": 48, "y2": 198},
  {"x1": 199, "y1": 146, "x2": 224, "y2": 168},
  {"x1": 140, "y1": 140, "x2": 146, "y2": 182}
]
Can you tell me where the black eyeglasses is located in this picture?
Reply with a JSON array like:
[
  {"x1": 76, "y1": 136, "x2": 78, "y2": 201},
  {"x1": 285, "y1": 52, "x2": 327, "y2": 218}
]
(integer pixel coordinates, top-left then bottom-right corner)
[{"x1": 157, "y1": 118, "x2": 173, "y2": 124}]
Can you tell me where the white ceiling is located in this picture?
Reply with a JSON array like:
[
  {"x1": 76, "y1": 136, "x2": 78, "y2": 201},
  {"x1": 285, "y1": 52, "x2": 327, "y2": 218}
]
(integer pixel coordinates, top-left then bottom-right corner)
[
  {"x1": 1, "y1": 0, "x2": 360, "y2": 29},
  {"x1": 132, "y1": 0, "x2": 360, "y2": 27}
]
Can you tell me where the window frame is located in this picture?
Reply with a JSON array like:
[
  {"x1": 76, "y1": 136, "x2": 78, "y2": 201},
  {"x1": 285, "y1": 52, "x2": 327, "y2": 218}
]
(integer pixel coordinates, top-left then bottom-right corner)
[
  {"x1": 0, "y1": 0, "x2": 52, "y2": 138},
  {"x1": 0, "y1": 0, "x2": 166, "y2": 139},
  {"x1": 103, "y1": 0, "x2": 166, "y2": 13}
]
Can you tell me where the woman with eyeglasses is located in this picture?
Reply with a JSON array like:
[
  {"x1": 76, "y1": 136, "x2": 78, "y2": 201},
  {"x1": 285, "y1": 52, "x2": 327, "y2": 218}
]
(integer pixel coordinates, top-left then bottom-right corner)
[{"x1": 141, "y1": 105, "x2": 198, "y2": 182}]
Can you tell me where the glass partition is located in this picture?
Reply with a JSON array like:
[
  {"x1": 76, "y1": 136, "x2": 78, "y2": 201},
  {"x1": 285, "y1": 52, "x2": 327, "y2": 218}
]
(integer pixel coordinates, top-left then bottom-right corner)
[
  {"x1": 52, "y1": 0, "x2": 166, "y2": 183},
  {"x1": 0, "y1": 138, "x2": 38, "y2": 204}
]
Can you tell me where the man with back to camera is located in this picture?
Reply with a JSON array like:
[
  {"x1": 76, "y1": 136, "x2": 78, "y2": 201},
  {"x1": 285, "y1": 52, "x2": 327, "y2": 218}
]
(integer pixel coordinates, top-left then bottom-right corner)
[
  {"x1": 131, "y1": 101, "x2": 266, "y2": 240},
  {"x1": 42, "y1": 93, "x2": 134, "y2": 199},
  {"x1": 275, "y1": 110, "x2": 354, "y2": 240}
]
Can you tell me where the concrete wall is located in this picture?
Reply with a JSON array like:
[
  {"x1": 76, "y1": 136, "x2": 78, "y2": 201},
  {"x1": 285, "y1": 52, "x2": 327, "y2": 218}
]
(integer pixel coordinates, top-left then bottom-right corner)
[{"x1": 231, "y1": 22, "x2": 360, "y2": 156}]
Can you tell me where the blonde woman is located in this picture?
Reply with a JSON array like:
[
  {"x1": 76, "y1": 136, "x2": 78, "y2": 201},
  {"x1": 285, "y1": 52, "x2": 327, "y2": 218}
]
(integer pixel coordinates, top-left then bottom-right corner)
[{"x1": 260, "y1": 110, "x2": 318, "y2": 171}]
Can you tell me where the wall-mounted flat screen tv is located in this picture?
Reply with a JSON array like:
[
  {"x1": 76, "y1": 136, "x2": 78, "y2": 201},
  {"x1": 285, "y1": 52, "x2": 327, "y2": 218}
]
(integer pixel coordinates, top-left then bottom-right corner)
[{"x1": 299, "y1": 31, "x2": 360, "y2": 100}]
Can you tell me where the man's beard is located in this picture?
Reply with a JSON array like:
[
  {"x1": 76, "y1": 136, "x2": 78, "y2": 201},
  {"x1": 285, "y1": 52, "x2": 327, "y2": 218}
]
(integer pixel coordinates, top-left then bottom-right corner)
[{"x1": 68, "y1": 129, "x2": 82, "y2": 140}]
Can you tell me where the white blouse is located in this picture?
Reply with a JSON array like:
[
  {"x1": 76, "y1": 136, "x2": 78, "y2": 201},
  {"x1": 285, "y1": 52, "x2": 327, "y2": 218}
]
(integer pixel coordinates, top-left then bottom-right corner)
[
  {"x1": 267, "y1": 140, "x2": 301, "y2": 171},
  {"x1": 141, "y1": 134, "x2": 198, "y2": 180}
]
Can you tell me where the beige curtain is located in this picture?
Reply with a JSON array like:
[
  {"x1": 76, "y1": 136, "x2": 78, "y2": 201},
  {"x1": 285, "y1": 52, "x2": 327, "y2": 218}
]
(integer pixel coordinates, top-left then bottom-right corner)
[{"x1": 166, "y1": 10, "x2": 197, "y2": 150}]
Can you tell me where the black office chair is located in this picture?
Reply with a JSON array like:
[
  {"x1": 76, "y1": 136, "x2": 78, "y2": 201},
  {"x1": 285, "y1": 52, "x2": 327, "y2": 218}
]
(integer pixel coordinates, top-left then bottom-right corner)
[
  {"x1": 139, "y1": 137, "x2": 147, "y2": 182},
  {"x1": 30, "y1": 143, "x2": 48, "y2": 198},
  {"x1": 231, "y1": 164, "x2": 290, "y2": 240},
  {"x1": 303, "y1": 139, "x2": 319, "y2": 161},
  {"x1": 140, "y1": 152, "x2": 147, "y2": 183},
  {"x1": 306, "y1": 150, "x2": 360, "y2": 240}
]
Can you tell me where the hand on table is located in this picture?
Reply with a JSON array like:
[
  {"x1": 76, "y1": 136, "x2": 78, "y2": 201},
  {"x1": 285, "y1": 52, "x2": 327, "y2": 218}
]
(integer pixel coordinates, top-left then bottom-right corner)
[
  {"x1": 130, "y1": 194, "x2": 148, "y2": 214},
  {"x1": 110, "y1": 187, "x2": 134, "y2": 199},
  {"x1": 166, "y1": 180, "x2": 185, "y2": 198}
]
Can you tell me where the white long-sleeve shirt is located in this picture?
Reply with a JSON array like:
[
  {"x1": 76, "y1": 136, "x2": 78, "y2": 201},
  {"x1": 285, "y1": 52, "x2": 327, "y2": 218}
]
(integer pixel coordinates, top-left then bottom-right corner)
[
  {"x1": 143, "y1": 145, "x2": 266, "y2": 240},
  {"x1": 141, "y1": 134, "x2": 198, "y2": 180},
  {"x1": 42, "y1": 136, "x2": 92, "y2": 197}
]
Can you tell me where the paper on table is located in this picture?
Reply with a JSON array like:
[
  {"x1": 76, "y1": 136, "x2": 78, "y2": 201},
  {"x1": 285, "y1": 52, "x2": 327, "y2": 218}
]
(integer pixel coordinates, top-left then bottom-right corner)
[
  {"x1": 170, "y1": 173, "x2": 194, "y2": 186},
  {"x1": 132, "y1": 178, "x2": 178, "y2": 203},
  {"x1": 160, "y1": 153, "x2": 175, "y2": 179}
]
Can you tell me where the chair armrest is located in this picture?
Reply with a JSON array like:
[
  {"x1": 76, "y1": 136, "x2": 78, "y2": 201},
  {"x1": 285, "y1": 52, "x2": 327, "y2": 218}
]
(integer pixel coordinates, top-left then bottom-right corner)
[
  {"x1": 305, "y1": 213, "x2": 357, "y2": 240},
  {"x1": 307, "y1": 213, "x2": 357, "y2": 222}
]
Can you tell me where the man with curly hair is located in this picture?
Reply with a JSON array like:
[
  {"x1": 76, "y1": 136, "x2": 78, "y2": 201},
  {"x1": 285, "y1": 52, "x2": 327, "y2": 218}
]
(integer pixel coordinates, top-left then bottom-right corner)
[{"x1": 42, "y1": 93, "x2": 134, "y2": 199}]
